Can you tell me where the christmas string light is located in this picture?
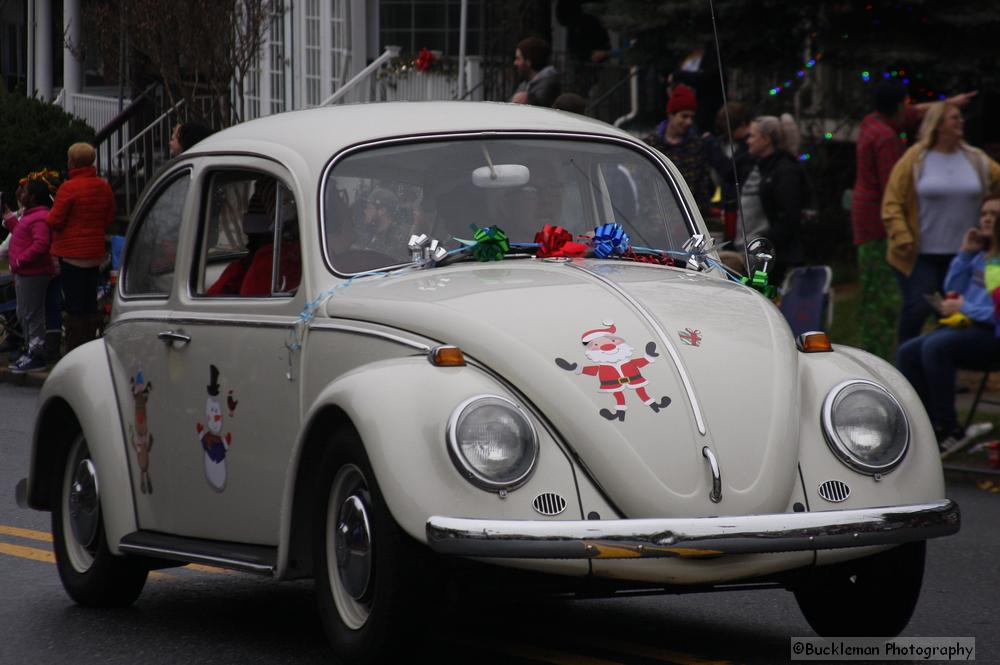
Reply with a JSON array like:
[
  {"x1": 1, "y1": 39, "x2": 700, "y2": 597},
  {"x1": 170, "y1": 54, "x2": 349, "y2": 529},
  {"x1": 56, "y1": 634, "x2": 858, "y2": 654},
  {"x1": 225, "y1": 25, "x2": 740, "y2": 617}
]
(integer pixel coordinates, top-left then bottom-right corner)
[{"x1": 767, "y1": 53, "x2": 822, "y2": 96}]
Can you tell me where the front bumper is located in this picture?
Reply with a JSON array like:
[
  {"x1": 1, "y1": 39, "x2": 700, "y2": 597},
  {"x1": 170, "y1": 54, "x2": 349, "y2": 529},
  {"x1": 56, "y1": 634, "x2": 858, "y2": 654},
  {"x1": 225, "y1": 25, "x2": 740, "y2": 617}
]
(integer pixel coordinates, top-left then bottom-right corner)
[{"x1": 426, "y1": 499, "x2": 959, "y2": 559}]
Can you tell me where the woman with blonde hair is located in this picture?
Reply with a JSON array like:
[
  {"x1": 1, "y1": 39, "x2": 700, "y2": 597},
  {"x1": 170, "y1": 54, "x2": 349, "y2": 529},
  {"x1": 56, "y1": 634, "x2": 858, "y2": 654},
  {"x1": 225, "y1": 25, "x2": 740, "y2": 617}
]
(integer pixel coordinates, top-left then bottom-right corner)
[
  {"x1": 882, "y1": 102, "x2": 1000, "y2": 343},
  {"x1": 733, "y1": 113, "x2": 808, "y2": 284}
]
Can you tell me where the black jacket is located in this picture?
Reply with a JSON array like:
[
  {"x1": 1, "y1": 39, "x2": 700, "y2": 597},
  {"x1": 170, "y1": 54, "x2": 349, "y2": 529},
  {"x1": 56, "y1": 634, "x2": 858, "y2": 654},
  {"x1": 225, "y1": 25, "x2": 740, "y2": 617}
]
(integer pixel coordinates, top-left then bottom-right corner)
[{"x1": 737, "y1": 150, "x2": 807, "y2": 268}]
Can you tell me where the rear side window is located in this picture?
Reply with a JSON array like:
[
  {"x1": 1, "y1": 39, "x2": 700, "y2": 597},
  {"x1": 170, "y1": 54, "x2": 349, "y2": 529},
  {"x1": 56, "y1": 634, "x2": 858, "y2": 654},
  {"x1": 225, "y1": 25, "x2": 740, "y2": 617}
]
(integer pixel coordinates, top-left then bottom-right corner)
[
  {"x1": 122, "y1": 173, "x2": 190, "y2": 297},
  {"x1": 194, "y1": 171, "x2": 301, "y2": 298}
]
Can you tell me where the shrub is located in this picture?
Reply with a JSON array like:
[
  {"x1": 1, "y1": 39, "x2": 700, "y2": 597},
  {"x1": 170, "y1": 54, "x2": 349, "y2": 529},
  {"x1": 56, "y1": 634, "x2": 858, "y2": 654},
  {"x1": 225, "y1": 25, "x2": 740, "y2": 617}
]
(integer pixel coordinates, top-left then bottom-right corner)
[{"x1": 0, "y1": 88, "x2": 96, "y2": 204}]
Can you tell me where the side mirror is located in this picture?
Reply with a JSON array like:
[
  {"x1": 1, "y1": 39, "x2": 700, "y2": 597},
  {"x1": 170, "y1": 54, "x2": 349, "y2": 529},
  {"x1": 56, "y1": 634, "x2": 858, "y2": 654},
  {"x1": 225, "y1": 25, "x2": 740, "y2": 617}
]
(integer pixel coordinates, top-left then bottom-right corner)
[
  {"x1": 745, "y1": 237, "x2": 775, "y2": 276},
  {"x1": 743, "y1": 237, "x2": 776, "y2": 298}
]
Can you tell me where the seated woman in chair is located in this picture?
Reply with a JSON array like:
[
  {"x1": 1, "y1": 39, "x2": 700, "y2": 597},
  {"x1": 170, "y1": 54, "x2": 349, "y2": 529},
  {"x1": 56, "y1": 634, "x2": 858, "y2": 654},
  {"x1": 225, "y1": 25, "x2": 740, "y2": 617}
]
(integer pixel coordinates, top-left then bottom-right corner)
[{"x1": 897, "y1": 194, "x2": 1000, "y2": 454}]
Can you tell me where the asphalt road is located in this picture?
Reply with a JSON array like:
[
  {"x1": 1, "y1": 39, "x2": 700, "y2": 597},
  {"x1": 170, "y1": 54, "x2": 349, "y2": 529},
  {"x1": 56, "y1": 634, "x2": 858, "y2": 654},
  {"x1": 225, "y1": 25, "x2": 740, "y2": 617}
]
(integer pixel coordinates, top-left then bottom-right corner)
[{"x1": 1, "y1": 382, "x2": 997, "y2": 665}]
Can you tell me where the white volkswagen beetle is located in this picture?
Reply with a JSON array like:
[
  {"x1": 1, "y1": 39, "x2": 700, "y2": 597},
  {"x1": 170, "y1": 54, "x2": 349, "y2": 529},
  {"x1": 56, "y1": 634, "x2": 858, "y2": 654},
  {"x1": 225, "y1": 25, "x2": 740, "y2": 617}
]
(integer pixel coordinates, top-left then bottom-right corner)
[{"x1": 18, "y1": 102, "x2": 959, "y2": 664}]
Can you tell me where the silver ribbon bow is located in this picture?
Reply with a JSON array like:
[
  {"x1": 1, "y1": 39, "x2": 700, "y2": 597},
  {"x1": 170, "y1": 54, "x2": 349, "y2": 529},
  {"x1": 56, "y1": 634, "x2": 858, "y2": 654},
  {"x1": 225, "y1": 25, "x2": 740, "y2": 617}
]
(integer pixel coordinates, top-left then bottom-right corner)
[
  {"x1": 681, "y1": 233, "x2": 715, "y2": 271},
  {"x1": 408, "y1": 234, "x2": 449, "y2": 266}
]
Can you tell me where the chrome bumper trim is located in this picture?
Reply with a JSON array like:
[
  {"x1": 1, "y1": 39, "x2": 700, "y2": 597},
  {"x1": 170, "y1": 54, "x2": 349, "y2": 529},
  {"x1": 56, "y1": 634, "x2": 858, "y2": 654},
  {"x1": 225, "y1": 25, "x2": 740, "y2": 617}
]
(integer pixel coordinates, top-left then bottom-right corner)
[{"x1": 425, "y1": 499, "x2": 959, "y2": 559}]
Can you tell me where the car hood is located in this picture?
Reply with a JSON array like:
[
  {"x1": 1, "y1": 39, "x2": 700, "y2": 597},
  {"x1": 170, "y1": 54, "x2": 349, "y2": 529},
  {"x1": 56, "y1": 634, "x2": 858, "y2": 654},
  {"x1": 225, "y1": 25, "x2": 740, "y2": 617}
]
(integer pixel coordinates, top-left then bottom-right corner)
[{"x1": 325, "y1": 259, "x2": 800, "y2": 518}]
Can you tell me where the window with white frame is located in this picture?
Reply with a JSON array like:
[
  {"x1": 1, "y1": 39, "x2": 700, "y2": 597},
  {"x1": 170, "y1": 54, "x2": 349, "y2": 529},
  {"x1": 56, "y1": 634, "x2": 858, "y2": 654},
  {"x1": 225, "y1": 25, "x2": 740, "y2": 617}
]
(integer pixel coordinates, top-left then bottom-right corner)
[
  {"x1": 329, "y1": 0, "x2": 351, "y2": 94},
  {"x1": 303, "y1": 0, "x2": 322, "y2": 107},
  {"x1": 379, "y1": 0, "x2": 484, "y2": 56},
  {"x1": 245, "y1": 49, "x2": 262, "y2": 120},
  {"x1": 269, "y1": 0, "x2": 287, "y2": 114}
]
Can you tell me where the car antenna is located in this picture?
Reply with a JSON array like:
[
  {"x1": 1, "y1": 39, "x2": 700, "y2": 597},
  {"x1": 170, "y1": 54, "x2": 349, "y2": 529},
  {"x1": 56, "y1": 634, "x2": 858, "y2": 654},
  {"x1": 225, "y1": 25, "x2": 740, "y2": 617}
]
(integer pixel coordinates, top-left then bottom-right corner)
[{"x1": 707, "y1": 0, "x2": 749, "y2": 275}]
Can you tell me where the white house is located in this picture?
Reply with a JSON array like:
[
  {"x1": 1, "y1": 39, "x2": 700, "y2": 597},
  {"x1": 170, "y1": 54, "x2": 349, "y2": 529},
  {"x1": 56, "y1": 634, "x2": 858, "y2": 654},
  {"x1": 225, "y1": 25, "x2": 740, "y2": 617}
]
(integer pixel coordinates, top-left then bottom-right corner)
[{"x1": 16, "y1": 0, "x2": 491, "y2": 133}]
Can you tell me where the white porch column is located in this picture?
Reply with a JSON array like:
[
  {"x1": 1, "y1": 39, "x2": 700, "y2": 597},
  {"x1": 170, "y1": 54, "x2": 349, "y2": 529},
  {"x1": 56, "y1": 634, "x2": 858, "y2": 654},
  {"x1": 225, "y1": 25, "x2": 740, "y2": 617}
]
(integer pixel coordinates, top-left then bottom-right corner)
[
  {"x1": 34, "y1": 0, "x2": 53, "y2": 100},
  {"x1": 26, "y1": 0, "x2": 35, "y2": 96},
  {"x1": 63, "y1": 0, "x2": 83, "y2": 114},
  {"x1": 349, "y1": 0, "x2": 368, "y2": 103}
]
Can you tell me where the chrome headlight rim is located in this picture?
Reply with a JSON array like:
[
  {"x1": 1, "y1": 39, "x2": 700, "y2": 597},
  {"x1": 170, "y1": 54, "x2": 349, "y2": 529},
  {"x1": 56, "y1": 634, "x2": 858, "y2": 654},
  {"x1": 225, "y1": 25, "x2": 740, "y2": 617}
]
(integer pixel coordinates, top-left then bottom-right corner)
[
  {"x1": 821, "y1": 379, "x2": 910, "y2": 475},
  {"x1": 446, "y1": 394, "x2": 539, "y2": 491}
]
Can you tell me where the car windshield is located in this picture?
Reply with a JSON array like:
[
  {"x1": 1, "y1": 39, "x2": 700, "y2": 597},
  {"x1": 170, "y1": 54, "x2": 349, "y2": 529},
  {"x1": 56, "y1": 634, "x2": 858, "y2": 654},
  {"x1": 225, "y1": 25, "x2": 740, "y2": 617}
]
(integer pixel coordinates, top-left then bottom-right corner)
[{"x1": 322, "y1": 137, "x2": 693, "y2": 274}]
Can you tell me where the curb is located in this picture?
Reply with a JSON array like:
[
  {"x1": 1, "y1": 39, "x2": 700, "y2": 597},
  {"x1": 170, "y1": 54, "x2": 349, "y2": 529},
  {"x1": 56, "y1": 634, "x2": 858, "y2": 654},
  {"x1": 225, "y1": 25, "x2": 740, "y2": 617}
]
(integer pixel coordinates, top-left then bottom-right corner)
[
  {"x1": 943, "y1": 463, "x2": 1000, "y2": 486},
  {"x1": 0, "y1": 366, "x2": 49, "y2": 388}
]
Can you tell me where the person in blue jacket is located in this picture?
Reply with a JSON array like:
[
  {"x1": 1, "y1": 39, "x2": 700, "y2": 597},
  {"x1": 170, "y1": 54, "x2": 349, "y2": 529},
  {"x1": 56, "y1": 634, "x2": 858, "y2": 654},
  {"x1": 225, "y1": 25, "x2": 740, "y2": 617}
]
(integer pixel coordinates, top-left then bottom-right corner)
[{"x1": 896, "y1": 194, "x2": 1000, "y2": 454}]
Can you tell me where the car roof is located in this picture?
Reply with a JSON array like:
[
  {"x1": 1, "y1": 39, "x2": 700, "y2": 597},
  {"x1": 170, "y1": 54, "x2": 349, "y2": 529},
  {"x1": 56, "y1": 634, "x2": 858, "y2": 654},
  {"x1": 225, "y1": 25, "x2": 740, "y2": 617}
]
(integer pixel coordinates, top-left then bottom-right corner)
[{"x1": 186, "y1": 101, "x2": 636, "y2": 170}]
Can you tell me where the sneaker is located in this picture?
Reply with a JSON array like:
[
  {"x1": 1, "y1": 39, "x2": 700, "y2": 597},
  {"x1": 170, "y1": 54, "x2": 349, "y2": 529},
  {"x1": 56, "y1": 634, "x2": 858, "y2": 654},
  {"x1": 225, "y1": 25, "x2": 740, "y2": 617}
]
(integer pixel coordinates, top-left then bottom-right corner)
[
  {"x1": 8, "y1": 353, "x2": 47, "y2": 374},
  {"x1": 939, "y1": 432, "x2": 972, "y2": 459},
  {"x1": 965, "y1": 422, "x2": 994, "y2": 439}
]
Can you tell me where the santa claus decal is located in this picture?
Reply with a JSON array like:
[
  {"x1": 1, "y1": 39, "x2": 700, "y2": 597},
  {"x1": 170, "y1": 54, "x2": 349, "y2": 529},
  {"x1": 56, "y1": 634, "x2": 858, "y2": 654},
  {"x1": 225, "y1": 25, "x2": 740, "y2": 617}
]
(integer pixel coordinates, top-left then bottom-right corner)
[
  {"x1": 196, "y1": 364, "x2": 236, "y2": 492},
  {"x1": 555, "y1": 320, "x2": 672, "y2": 422}
]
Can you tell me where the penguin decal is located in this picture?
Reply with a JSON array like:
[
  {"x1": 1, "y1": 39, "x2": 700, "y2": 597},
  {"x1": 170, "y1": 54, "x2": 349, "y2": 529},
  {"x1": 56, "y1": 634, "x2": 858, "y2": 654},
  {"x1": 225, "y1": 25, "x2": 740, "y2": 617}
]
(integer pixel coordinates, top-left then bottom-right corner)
[{"x1": 195, "y1": 365, "x2": 236, "y2": 492}]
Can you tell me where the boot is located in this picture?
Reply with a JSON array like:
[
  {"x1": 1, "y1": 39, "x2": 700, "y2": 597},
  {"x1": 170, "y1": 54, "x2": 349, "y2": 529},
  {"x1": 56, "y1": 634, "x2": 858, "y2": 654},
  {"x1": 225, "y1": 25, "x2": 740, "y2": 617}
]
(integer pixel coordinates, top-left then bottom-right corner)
[
  {"x1": 63, "y1": 314, "x2": 88, "y2": 353},
  {"x1": 89, "y1": 312, "x2": 105, "y2": 340},
  {"x1": 43, "y1": 330, "x2": 63, "y2": 365}
]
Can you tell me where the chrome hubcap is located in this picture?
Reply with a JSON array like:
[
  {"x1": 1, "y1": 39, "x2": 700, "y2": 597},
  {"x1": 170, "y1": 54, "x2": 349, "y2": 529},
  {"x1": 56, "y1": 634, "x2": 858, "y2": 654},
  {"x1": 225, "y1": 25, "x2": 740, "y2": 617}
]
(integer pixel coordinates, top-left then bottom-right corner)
[
  {"x1": 335, "y1": 494, "x2": 372, "y2": 601},
  {"x1": 69, "y1": 459, "x2": 99, "y2": 550}
]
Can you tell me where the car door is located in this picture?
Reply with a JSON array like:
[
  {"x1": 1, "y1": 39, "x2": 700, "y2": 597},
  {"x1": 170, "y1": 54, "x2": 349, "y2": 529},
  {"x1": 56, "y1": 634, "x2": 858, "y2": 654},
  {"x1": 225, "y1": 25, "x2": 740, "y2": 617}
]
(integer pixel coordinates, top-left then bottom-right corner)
[
  {"x1": 106, "y1": 168, "x2": 193, "y2": 535},
  {"x1": 149, "y1": 159, "x2": 304, "y2": 546}
]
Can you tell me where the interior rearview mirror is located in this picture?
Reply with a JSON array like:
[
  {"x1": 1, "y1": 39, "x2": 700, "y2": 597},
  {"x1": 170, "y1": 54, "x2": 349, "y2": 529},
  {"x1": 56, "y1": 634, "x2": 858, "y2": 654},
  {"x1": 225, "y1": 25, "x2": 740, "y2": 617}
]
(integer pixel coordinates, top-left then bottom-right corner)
[{"x1": 471, "y1": 164, "x2": 530, "y2": 188}]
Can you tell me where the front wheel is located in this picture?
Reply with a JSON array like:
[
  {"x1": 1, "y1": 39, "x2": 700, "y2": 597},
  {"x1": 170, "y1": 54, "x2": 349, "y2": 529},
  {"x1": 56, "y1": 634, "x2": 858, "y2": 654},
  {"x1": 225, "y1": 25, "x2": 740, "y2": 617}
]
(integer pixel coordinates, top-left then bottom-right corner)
[
  {"x1": 314, "y1": 426, "x2": 423, "y2": 664},
  {"x1": 51, "y1": 433, "x2": 148, "y2": 607},
  {"x1": 794, "y1": 541, "x2": 926, "y2": 637}
]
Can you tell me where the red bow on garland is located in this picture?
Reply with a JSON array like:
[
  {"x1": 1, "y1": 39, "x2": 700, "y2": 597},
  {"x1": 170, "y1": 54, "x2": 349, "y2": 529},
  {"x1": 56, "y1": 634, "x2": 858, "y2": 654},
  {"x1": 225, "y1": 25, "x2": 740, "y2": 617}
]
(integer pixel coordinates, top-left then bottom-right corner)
[
  {"x1": 620, "y1": 249, "x2": 675, "y2": 266},
  {"x1": 534, "y1": 225, "x2": 589, "y2": 258},
  {"x1": 415, "y1": 48, "x2": 436, "y2": 72}
]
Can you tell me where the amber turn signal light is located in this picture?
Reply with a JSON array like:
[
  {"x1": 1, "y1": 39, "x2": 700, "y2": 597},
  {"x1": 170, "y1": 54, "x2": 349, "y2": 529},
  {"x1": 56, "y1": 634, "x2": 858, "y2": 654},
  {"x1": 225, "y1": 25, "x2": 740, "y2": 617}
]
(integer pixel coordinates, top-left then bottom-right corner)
[
  {"x1": 430, "y1": 345, "x2": 466, "y2": 366},
  {"x1": 798, "y1": 331, "x2": 832, "y2": 353}
]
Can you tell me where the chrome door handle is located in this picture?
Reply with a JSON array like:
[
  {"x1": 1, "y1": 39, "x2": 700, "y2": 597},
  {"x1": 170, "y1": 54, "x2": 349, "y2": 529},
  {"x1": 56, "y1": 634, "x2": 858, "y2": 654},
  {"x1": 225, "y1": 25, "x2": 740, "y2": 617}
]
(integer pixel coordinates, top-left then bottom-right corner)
[
  {"x1": 157, "y1": 330, "x2": 191, "y2": 346},
  {"x1": 702, "y1": 446, "x2": 722, "y2": 504}
]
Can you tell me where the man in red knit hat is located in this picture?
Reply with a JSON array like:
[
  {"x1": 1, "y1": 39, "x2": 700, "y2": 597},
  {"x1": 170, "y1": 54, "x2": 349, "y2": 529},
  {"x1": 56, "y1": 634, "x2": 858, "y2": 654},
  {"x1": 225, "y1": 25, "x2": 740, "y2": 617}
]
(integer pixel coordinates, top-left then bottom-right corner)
[
  {"x1": 643, "y1": 84, "x2": 713, "y2": 220},
  {"x1": 47, "y1": 142, "x2": 115, "y2": 350}
]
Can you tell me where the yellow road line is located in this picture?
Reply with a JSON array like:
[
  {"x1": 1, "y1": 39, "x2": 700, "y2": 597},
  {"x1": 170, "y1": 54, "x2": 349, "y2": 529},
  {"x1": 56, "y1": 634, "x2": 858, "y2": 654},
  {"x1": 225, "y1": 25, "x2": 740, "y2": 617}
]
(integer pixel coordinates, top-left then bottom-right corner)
[
  {"x1": 184, "y1": 563, "x2": 232, "y2": 575},
  {"x1": 572, "y1": 637, "x2": 734, "y2": 665},
  {"x1": 0, "y1": 524, "x2": 53, "y2": 542},
  {"x1": 454, "y1": 633, "x2": 733, "y2": 665},
  {"x1": 0, "y1": 541, "x2": 172, "y2": 578},
  {"x1": 498, "y1": 645, "x2": 627, "y2": 665},
  {"x1": 0, "y1": 541, "x2": 54, "y2": 563},
  {"x1": 0, "y1": 525, "x2": 229, "y2": 575},
  {"x1": 454, "y1": 640, "x2": 628, "y2": 665}
]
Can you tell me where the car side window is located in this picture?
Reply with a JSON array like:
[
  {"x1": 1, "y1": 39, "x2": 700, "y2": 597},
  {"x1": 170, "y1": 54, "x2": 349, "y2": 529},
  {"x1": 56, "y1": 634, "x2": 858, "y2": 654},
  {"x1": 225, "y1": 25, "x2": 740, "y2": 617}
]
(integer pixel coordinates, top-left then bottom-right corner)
[
  {"x1": 122, "y1": 173, "x2": 190, "y2": 298},
  {"x1": 195, "y1": 171, "x2": 301, "y2": 298}
]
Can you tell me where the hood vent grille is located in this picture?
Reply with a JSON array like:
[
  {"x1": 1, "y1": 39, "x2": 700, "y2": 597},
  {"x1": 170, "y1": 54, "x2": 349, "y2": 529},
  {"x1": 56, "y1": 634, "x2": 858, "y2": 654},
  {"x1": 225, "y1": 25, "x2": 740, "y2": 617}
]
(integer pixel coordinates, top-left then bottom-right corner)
[
  {"x1": 818, "y1": 480, "x2": 851, "y2": 503},
  {"x1": 532, "y1": 492, "x2": 567, "y2": 516}
]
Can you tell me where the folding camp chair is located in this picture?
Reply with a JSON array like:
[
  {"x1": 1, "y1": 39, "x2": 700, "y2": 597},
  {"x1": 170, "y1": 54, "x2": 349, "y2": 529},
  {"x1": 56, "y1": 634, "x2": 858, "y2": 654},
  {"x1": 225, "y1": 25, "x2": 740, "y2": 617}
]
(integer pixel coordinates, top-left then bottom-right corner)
[{"x1": 778, "y1": 265, "x2": 834, "y2": 337}]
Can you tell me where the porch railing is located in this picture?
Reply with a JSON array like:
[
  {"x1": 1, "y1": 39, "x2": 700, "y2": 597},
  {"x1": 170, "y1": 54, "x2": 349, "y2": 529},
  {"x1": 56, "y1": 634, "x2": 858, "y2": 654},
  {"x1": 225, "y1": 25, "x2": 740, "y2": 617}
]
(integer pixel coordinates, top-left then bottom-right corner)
[
  {"x1": 322, "y1": 45, "x2": 401, "y2": 106},
  {"x1": 109, "y1": 98, "x2": 187, "y2": 218}
]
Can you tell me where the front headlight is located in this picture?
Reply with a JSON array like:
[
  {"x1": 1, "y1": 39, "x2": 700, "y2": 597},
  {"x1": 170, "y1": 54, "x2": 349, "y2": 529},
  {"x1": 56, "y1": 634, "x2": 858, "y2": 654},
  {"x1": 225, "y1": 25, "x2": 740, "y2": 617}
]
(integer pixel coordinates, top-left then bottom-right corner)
[
  {"x1": 447, "y1": 395, "x2": 538, "y2": 491},
  {"x1": 822, "y1": 380, "x2": 909, "y2": 474}
]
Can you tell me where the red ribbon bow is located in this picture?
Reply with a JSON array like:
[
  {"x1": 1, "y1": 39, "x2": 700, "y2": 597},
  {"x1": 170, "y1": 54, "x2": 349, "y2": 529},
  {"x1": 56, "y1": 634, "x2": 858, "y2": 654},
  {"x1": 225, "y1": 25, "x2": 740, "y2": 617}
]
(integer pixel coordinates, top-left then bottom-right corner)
[
  {"x1": 621, "y1": 249, "x2": 675, "y2": 266},
  {"x1": 415, "y1": 48, "x2": 435, "y2": 72},
  {"x1": 534, "y1": 225, "x2": 589, "y2": 258}
]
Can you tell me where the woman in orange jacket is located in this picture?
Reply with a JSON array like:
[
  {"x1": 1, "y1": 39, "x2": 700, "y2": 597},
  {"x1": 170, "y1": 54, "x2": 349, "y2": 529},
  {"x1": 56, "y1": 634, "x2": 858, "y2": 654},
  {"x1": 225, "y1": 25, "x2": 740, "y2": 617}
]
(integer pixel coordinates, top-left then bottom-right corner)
[{"x1": 46, "y1": 143, "x2": 115, "y2": 351}]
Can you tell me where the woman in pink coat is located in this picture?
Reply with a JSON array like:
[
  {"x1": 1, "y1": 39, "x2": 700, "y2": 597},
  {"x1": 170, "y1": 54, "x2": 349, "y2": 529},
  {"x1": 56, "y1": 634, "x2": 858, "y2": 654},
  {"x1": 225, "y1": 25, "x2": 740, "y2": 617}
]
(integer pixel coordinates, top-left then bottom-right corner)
[{"x1": 3, "y1": 174, "x2": 58, "y2": 373}]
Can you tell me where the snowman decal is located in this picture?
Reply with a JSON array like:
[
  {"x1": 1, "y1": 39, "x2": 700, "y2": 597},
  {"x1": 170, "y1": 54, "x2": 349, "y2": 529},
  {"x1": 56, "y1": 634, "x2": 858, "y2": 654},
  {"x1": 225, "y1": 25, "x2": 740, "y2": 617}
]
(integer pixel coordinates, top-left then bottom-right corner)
[
  {"x1": 196, "y1": 365, "x2": 236, "y2": 492},
  {"x1": 555, "y1": 320, "x2": 671, "y2": 422}
]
